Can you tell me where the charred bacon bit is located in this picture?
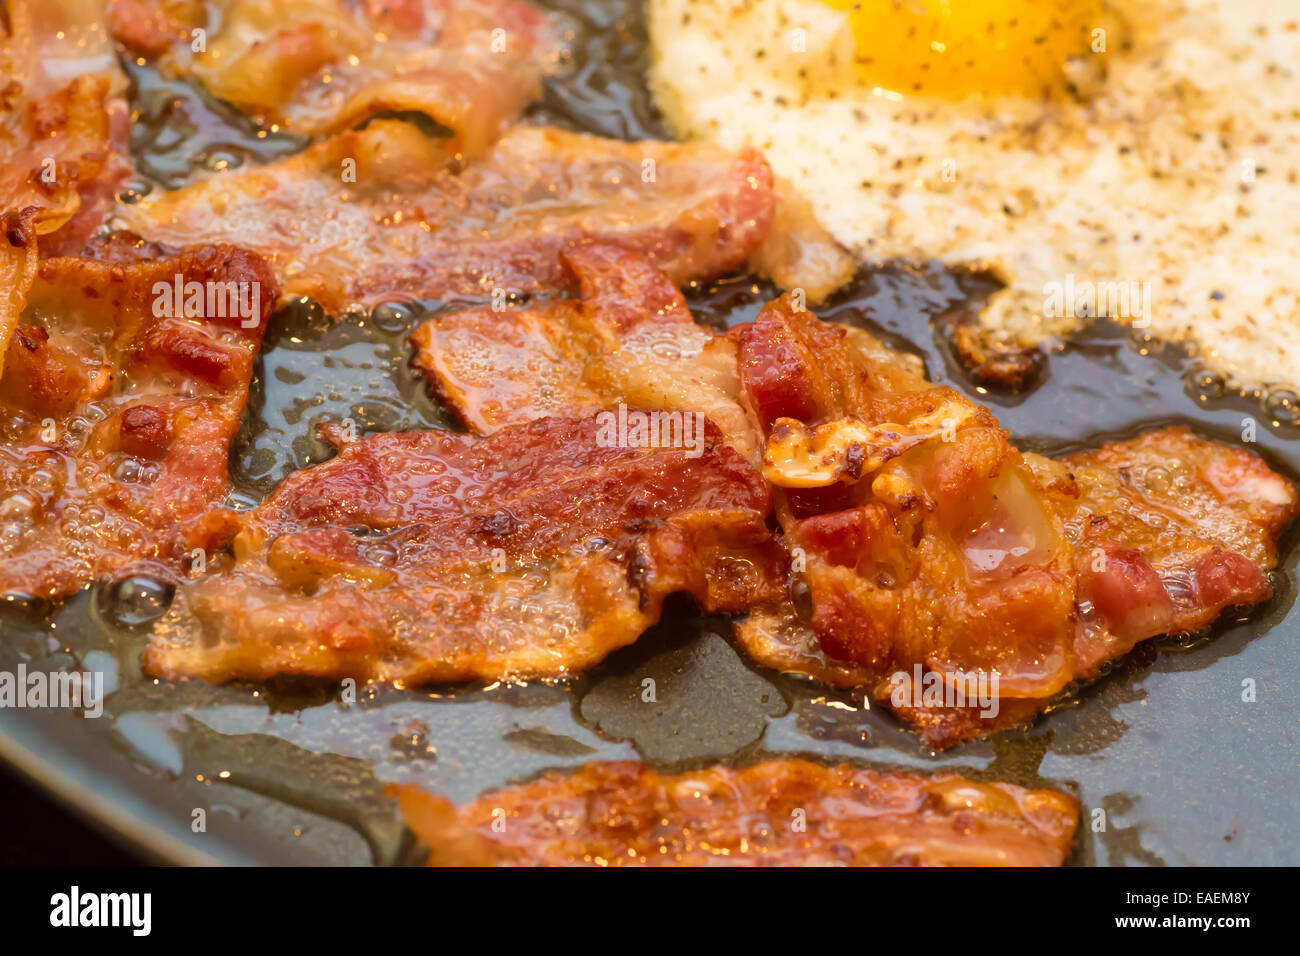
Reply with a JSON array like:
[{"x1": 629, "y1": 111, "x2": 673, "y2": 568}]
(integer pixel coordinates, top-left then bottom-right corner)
[
  {"x1": 731, "y1": 296, "x2": 1297, "y2": 748},
  {"x1": 110, "y1": 0, "x2": 556, "y2": 154},
  {"x1": 0, "y1": 0, "x2": 131, "y2": 256},
  {"x1": 144, "y1": 415, "x2": 787, "y2": 685},
  {"x1": 936, "y1": 309, "x2": 1043, "y2": 390},
  {"x1": 410, "y1": 242, "x2": 759, "y2": 461},
  {"x1": 115, "y1": 122, "x2": 776, "y2": 314},
  {"x1": 390, "y1": 759, "x2": 1080, "y2": 866},
  {"x1": 0, "y1": 243, "x2": 278, "y2": 599}
]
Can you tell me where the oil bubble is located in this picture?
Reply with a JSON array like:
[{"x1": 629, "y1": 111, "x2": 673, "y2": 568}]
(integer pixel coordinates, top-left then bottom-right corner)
[
  {"x1": 116, "y1": 179, "x2": 154, "y2": 204},
  {"x1": 370, "y1": 302, "x2": 416, "y2": 334},
  {"x1": 1263, "y1": 389, "x2": 1299, "y2": 427},
  {"x1": 389, "y1": 722, "x2": 438, "y2": 763},
  {"x1": 1185, "y1": 367, "x2": 1226, "y2": 402},
  {"x1": 97, "y1": 575, "x2": 176, "y2": 630}
]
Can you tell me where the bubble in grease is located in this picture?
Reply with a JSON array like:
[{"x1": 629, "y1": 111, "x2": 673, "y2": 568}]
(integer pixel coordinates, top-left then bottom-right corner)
[
  {"x1": 96, "y1": 575, "x2": 176, "y2": 630},
  {"x1": 1263, "y1": 389, "x2": 1299, "y2": 428}
]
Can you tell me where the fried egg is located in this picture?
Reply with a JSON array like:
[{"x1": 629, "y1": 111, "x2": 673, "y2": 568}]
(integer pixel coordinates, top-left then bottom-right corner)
[{"x1": 648, "y1": 0, "x2": 1300, "y2": 397}]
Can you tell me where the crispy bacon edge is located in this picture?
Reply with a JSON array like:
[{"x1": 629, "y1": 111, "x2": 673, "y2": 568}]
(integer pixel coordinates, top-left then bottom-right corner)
[{"x1": 389, "y1": 759, "x2": 1080, "y2": 866}]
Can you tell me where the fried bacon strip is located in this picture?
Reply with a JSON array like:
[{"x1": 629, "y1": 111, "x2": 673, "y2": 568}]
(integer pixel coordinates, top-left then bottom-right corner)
[
  {"x1": 0, "y1": 225, "x2": 277, "y2": 599},
  {"x1": 1051, "y1": 428, "x2": 1294, "y2": 676},
  {"x1": 114, "y1": 122, "x2": 776, "y2": 314},
  {"x1": 0, "y1": 0, "x2": 131, "y2": 257},
  {"x1": 103, "y1": 0, "x2": 201, "y2": 57},
  {"x1": 749, "y1": 177, "x2": 856, "y2": 305},
  {"x1": 108, "y1": 0, "x2": 557, "y2": 155},
  {"x1": 390, "y1": 759, "x2": 1080, "y2": 866},
  {"x1": 144, "y1": 415, "x2": 786, "y2": 684},
  {"x1": 410, "y1": 242, "x2": 759, "y2": 460},
  {"x1": 732, "y1": 296, "x2": 1297, "y2": 747},
  {"x1": 0, "y1": 211, "x2": 40, "y2": 377}
]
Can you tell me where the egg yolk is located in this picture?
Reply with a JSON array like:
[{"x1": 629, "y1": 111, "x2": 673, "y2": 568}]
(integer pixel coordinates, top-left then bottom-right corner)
[{"x1": 823, "y1": 0, "x2": 1102, "y2": 98}]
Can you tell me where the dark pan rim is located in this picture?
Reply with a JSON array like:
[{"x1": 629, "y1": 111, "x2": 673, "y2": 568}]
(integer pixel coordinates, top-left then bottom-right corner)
[{"x1": 0, "y1": 710, "x2": 274, "y2": 866}]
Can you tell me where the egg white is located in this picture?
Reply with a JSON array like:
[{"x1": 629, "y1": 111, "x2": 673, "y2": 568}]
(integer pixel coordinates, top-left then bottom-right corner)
[{"x1": 649, "y1": 0, "x2": 1300, "y2": 395}]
